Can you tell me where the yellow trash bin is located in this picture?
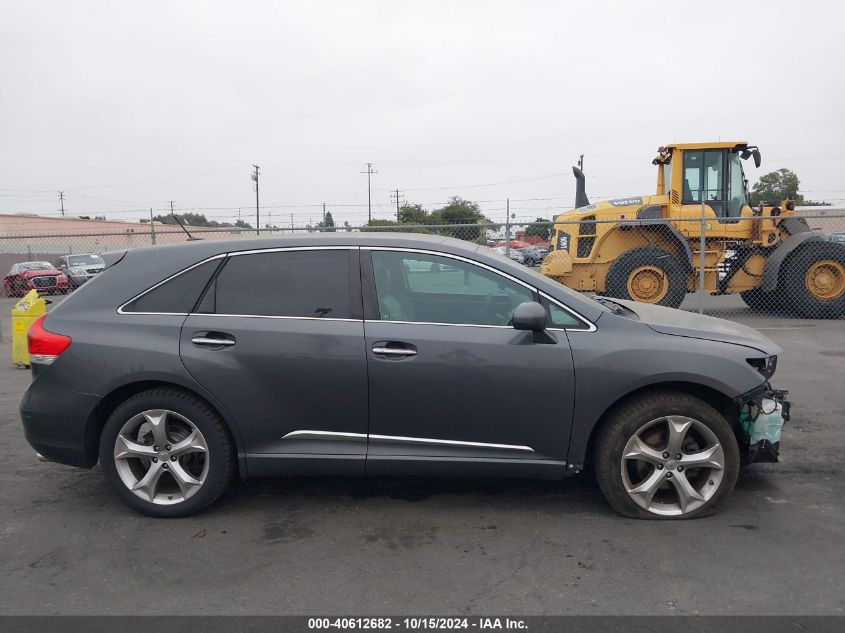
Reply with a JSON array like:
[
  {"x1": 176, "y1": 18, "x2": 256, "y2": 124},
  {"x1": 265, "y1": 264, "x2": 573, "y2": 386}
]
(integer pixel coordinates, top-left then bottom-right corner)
[{"x1": 12, "y1": 289, "x2": 46, "y2": 368}]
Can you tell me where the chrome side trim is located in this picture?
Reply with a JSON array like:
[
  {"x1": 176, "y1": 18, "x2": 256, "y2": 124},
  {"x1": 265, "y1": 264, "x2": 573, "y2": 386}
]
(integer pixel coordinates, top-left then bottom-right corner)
[
  {"x1": 229, "y1": 245, "x2": 357, "y2": 257},
  {"x1": 117, "y1": 254, "x2": 226, "y2": 316},
  {"x1": 280, "y1": 430, "x2": 534, "y2": 453},
  {"x1": 190, "y1": 313, "x2": 360, "y2": 323},
  {"x1": 539, "y1": 291, "x2": 598, "y2": 332},
  {"x1": 281, "y1": 430, "x2": 367, "y2": 441},
  {"x1": 369, "y1": 434, "x2": 534, "y2": 453}
]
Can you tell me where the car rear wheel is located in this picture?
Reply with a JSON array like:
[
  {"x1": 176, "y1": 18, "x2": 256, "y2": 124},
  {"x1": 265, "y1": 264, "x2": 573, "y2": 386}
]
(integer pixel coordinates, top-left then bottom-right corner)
[
  {"x1": 593, "y1": 391, "x2": 739, "y2": 519},
  {"x1": 99, "y1": 388, "x2": 235, "y2": 517}
]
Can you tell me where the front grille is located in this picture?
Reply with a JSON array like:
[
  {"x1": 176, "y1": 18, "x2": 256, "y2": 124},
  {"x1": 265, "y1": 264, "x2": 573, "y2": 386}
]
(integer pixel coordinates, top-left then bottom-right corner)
[{"x1": 32, "y1": 275, "x2": 58, "y2": 288}]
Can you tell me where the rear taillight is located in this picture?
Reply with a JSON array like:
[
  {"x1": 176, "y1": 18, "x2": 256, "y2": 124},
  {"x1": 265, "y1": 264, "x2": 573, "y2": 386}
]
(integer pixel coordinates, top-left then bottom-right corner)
[{"x1": 28, "y1": 315, "x2": 72, "y2": 365}]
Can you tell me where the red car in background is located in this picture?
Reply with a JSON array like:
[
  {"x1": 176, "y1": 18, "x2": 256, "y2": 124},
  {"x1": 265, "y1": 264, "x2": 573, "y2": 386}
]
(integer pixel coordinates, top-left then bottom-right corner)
[{"x1": 3, "y1": 261, "x2": 69, "y2": 297}]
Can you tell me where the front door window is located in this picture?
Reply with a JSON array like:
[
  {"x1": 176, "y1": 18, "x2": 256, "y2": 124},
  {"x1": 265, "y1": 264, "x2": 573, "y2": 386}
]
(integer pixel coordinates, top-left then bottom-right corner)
[{"x1": 370, "y1": 250, "x2": 534, "y2": 326}]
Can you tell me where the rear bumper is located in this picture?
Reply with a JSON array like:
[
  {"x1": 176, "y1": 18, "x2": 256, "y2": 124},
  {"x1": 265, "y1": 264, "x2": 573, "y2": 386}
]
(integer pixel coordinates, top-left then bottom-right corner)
[{"x1": 20, "y1": 377, "x2": 101, "y2": 468}]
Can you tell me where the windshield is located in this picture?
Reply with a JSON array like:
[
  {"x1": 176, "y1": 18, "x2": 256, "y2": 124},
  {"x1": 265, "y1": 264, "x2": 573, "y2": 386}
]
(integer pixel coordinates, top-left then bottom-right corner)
[
  {"x1": 728, "y1": 152, "x2": 748, "y2": 215},
  {"x1": 68, "y1": 254, "x2": 104, "y2": 266},
  {"x1": 19, "y1": 261, "x2": 53, "y2": 271}
]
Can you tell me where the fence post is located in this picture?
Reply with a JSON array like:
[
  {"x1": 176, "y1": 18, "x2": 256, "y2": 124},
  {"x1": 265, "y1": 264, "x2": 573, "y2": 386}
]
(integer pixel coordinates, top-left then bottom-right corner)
[{"x1": 699, "y1": 193, "x2": 706, "y2": 314}]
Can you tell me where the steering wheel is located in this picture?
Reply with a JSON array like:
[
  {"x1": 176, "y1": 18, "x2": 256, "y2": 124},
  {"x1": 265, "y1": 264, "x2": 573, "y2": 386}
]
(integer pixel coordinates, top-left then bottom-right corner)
[{"x1": 479, "y1": 291, "x2": 518, "y2": 326}]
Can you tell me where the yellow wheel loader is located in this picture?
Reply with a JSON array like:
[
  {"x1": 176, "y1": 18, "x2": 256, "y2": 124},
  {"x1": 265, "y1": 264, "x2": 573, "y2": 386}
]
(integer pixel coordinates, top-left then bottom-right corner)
[{"x1": 540, "y1": 142, "x2": 845, "y2": 318}]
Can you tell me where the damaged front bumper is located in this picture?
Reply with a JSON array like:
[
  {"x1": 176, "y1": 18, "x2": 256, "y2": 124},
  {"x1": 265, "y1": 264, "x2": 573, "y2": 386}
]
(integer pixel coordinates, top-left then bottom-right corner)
[{"x1": 736, "y1": 384, "x2": 790, "y2": 464}]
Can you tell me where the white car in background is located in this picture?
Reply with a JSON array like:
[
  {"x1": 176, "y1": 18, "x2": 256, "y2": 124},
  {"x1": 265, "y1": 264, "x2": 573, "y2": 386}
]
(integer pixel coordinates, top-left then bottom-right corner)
[{"x1": 493, "y1": 246, "x2": 525, "y2": 264}]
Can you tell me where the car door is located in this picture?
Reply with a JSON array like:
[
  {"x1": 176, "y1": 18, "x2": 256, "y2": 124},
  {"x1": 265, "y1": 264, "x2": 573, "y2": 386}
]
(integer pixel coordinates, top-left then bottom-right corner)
[
  {"x1": 361, "y1": 247, "x2": 577, "y2": 478},
  {"x1": 179, "y1": 246, "x2": 368, "y2": 476}
]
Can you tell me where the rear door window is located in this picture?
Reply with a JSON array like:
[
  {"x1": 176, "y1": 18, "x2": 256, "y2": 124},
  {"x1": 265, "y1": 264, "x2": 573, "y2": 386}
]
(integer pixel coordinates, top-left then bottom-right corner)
[
  {"x1": 211, "y1": 249, "x2": 351, "y2": 318},
  {"x1": 121, "y1": 258, "x2": 221, "y2": 314}
]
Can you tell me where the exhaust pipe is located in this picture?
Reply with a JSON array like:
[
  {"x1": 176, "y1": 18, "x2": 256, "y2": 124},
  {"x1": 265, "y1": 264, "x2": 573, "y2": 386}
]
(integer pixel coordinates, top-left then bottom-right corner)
[{"x1": 573, "y1": 166, "x2": 590, "y2": 208}]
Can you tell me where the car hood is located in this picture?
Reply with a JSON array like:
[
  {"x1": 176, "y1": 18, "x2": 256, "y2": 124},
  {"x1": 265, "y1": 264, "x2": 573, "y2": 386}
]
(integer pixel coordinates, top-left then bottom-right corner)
[
  {"x1": 19, "y1": 269, "x2": 62, "y2": 278},
  {"x1": 612, "y1": 299, "x2": 782, "y2": 355}
]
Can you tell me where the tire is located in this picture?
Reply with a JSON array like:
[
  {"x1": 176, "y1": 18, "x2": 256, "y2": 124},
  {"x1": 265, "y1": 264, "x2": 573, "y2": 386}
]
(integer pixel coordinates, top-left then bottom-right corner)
[
  {"x1": 605, "y1": 247, "x2": 687, "y2": 309},
  {"x1": 593, "y1": 391, "x2": 740, "y2": 520},
  {"x1": 781, "y1": 241, "x2": 845, "y2": 318},
  {"x1": 99, "y1": 387, "x2": 235, "y2": 517}
]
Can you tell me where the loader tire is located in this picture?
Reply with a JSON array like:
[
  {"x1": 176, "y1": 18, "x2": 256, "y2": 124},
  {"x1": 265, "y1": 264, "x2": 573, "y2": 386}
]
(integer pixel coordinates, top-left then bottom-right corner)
[
  {"x1": 782, "y1": 241, "x2": 845, "y2": 318},
  {"x1": 740, "y1": 288, "x2": 779, "y2": 312},
  {"x1": 605, "y1": 247, "x2": 687, "y2": 309}
]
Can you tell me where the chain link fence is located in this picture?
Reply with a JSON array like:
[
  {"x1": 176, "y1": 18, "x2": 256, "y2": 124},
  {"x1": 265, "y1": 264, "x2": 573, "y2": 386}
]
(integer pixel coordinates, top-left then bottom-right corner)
[{"x1": 1, "y1": 210, "x2": 843, "y2": 322}]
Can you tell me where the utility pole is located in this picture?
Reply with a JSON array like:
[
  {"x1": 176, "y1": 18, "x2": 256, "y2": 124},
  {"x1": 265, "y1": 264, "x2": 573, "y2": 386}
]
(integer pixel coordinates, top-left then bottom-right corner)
[
  {"x1": 58, "y1": 191, "x2": 65, "y2": 216},
  {"x1": 170, "y1": 200, "x2": 175, "y2": 216},
  {"x1": 360, "y1": 163, "x2": 377, "y2": 223},
  {"x1": 390, "y1": 189, "x2": 404, "y2": 221},
  {"x1": 290, "y1": 213, "x2": 294, "y2": 231},
  {"x1": 150, "y1": 208, "x2": 156, "y2": 245},
  {"x1": 322, "y1": 203, "x2": 326, "y2": 226},
  {"x1": 578, "y1": 154, "x2": 584, "y2": 172},
  {"x1": 505, "y1": 198, "x2": 511, "y2": 257},
  {"x1": 251, "y1": 164, "x2": 260, "y2": 236}
]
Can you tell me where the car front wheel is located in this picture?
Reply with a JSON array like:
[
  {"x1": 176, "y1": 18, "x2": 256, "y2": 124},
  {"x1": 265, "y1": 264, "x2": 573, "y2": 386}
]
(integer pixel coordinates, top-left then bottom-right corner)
[
  {"x1": 593, "y1": 391, "x2": 739, "y2": 519},
  {"x1": 99, "y1": 388, "x2": 235, "y2": 517}
]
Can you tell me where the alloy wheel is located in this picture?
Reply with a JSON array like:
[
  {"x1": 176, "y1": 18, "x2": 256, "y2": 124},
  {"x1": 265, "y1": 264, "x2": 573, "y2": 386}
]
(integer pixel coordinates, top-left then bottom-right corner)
[
  {"x1": 113, "y1": 409, "x2": 210, "y2": 505},
  {"x1": 621, "y1": 415, "x2": 725, "y2": 516}
]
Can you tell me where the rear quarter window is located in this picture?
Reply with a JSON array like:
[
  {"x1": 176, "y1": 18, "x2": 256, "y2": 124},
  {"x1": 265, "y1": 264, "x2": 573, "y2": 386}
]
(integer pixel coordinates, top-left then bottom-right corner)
[{"x1": 121, "y1": 258, "x2": 222, "y2": 314}]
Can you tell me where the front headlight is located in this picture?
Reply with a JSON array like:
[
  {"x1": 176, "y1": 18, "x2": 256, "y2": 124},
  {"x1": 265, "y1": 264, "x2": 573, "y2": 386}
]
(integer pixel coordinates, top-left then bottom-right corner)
[{"x1": 747, "y1": 355, "x2": 778, "y2": 379}]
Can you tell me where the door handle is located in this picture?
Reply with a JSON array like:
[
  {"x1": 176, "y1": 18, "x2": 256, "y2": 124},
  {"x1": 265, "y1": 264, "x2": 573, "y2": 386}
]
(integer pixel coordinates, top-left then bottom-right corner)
[
  {"x1": 372, "y1": 347, "x2": 416, "y2": 356},
  {"x1": 192, "y1": 335, "x2": 236, "y2": 347},
  {"x1": 372, "y1": 342, "x2": 417, "y2": 358}
]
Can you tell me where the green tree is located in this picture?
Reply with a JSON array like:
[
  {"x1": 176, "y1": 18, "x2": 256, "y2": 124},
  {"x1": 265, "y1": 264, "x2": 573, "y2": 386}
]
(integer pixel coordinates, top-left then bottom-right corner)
[
  {"x1": 748, "y1": 168, "x2": 816, "y2": 206},
  {"x1": 153, "y1": 212, "x2": 230, "y2": 227},
  {"x1": 398, "y1": 203, "x2": 430, "y2": 224},
  {"x1": 524, "y1": 217, "x2": 552, "y2": 241},
  {"x1": 362, "y1": 219, "x2": 401, "y2": 232},
  {"x1": 430, "y1": 197, "x2": 488, "y2": 241},
  {"x1": 234, "y1": 219, "x2": 253, "y2": 229},
  {"x1": 316, "y1": 211, "x2": 336, "y2": 232}
]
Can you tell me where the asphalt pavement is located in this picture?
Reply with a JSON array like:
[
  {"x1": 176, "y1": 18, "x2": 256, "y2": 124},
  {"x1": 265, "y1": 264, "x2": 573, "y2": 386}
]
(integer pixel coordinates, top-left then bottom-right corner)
[{"x1": 0, "y1": 294, "x2": 843, "y2": 615}]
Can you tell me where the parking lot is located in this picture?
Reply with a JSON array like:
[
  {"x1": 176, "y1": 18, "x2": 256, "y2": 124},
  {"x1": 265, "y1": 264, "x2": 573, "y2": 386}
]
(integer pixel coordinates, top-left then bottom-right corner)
[{"x1": 0, "y1": 294, "x2": 843, "y2": 616}]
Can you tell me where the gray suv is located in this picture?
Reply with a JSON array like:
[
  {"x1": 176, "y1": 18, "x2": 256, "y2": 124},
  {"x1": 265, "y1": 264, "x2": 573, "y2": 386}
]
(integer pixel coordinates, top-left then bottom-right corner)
[{"x1": 20, "y1": 234, "x2": 789, "y2": 519}]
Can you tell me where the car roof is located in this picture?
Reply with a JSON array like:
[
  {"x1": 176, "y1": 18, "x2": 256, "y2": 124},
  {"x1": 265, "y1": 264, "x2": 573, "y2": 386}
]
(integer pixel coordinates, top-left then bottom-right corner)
[
  {"x1": 87, "y1": 232, "x2": 605, "y2": 323},
  {"x1": 105, "y1": 231, "x2": 474, "y2": 260}
]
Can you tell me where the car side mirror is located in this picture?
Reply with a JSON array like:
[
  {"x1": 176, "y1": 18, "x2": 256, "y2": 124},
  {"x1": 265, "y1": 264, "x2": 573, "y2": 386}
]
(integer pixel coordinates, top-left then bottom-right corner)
[
  {"x1": 513, "y1": 302, "x2": 557, "y2": 344},
  {"x1": 512, "y1": 301, "x2": 547, "y2": 331}
]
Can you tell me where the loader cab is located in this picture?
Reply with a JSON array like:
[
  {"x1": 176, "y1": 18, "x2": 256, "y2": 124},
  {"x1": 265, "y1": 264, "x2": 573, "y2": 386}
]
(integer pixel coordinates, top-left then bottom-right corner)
[
  {"x1": 667, "y1": 142, "x2": 756, "y2": 222},
  {"x1": 680, "y1": 149, "x2": 751, "y2": 219}
]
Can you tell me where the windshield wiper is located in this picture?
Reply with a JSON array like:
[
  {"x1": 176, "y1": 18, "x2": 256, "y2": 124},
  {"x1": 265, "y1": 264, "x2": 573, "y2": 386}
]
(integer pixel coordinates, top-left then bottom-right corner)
[{"x1": 591, "y1": 295, "x2": 625, "y2": 315}]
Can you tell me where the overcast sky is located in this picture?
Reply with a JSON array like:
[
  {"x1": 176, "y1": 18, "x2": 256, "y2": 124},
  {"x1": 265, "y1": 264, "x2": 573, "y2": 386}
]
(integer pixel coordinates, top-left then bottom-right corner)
[{"x1": 1, "y1": 0, "x2": 843, "y2": 226}]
